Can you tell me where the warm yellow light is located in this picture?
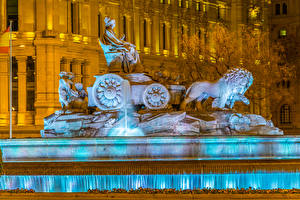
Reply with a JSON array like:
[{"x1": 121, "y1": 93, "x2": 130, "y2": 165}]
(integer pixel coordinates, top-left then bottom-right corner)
[
  {"x1": 249, "y1": 6, "x2": 260, "y2": 19},
  {"x1": 73, "y1": 35, "x2": 82, "y2": 43},
  {"x1": 163, "y1": 49, "x2": 169, "y2": 57},
  {"x1": 11, "y1": 32, "x2": 17, "y2": 40},
  {"x1": 24, "y1": 32, "x2": 35, "y2": 39},
  {"x1": 144, "y1": 47, "x2": 150, "y2": 55},
  {"x1": 59, "y1": 33, "x2": 65, "y2": 41},
  {"x1": 83, "y1": 36, "x2": 88, "y2": 44},
  {"x1": 185, "y1": 1, "x2": 189, "y2": 8},
  {"x1": 280, "y1": 29, "x2": 287, "y2": 37}
]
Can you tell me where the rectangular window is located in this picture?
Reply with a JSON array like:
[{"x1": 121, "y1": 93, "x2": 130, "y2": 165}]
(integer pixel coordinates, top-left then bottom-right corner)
[
  {"x1": 26, "y1": 56, "x2": 35, "y2": 111},
  {"x1": 163, "y1": 23, "x2": 166, "y2": 49},
  {"x1": 81, "y1": 63, "x2": 84, "y2": 84},
  {"x1": 26, "y1": 57, "x2": 35, "y2": 83},
  {"x1": 26, "y1": 90, "x2": 35, "y2": 111},
  {"x1": 275, "y1": 4, "x2": 280, "y2": 15},
  {"x1": 71, "y1": 2, "x2": 74, "y2": 33},
  {"x1": 71, "y1": 2, "x2": 79, "y2": 34},
  {"x1": 123, "y1": 16, "x2": 127, "y2": 41},
  {"x1": 144, "y1": 19, "x2": 147, "y2": 47},
  {"x1": 70, "y1": 63, "x2": 73, "y2": 73},
  {"x1": 12, "y1": 57, "x2": 18, "y2": 111},
  {"x1": 12, "y1": 57, "x2": 18, "y2": 83},
  {"x1": 12, "y1": 90, "x2": 18, "y2": 111},
  {"x1": 98, "y1": 14, "x2": 101, "y2": 38},
  {"x1": 7, "y1": 0, "x2": 18, "y2": 31}
]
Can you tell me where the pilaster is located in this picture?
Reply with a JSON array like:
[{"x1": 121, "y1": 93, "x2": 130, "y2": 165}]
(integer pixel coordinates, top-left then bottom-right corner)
[{"x1": 0, "y1": 55, "x2": 9, "y2": 125}]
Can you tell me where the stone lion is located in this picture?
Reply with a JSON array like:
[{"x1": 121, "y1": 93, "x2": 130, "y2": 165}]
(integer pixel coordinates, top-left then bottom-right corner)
[{"x1": 180, "y1": 68, "x2": 253, "y2": 111}]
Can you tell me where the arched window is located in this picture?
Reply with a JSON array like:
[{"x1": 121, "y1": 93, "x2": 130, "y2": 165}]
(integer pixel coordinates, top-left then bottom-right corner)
[
  {"x1": 282, "y1": 3, "x2": 287, "y2": 15},
  {"x1": 280, "y1": 104, "x2": 291, "y2": 124},
  {"x1": 275, "y1": 4, "x2": 280, "y2": 15}
]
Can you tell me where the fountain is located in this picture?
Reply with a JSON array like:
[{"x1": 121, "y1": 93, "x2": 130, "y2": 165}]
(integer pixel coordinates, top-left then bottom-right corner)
[{"x1": 0, "y1": 17, "x2": 296, "y2": 193}]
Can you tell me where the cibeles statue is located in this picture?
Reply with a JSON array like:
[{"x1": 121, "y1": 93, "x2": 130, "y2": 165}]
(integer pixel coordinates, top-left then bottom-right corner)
[
  {"x1": 58, "y1": 72, "x2": 88, "y2": 113},
  {"x1": 100, "y1": 16, "x2": 140, "y2": 73},
  {"x1": 180, "y1": 68, "x2": 253, "y2": 111}
]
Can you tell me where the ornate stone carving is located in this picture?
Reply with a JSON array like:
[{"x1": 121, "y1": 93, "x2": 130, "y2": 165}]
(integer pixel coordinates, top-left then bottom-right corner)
[
  {"x1": 91, "y1": 74, "x2": 124, "y2": 110},
  {"x1": 100, "y1": 16, "x2": 140, "y2": 73},
  {"x1": 143, "y1": 83, "x2": 170, "y2": 109},
  {"x1": 181, "y1": 68, "x2": 253, "y2": 110},
  {"x1": 58, "y1": 72, "x2": 88, "y2": 112}
]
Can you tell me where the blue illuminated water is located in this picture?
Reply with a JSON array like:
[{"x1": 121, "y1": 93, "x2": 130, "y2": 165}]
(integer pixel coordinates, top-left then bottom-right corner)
[{"x1": 1, "y1": 172, "x2": 300, "y2": 192}]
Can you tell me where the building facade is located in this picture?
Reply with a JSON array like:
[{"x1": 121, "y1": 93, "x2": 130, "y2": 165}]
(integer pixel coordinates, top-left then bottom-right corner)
[
  {"x1": 0, "y1": 0, "x2": 298, "y2": 137},
  {"x1": 268, "y1": 0, "x2": 300, "y2": 134}
]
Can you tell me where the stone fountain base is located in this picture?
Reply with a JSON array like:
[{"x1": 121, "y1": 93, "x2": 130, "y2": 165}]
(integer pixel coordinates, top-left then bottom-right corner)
[{"x1": 41, "y1": 110, "x2": 282, "y2": 138}]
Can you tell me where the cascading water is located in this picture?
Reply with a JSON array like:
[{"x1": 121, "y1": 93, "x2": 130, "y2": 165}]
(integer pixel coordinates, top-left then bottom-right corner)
[
  {"x1": 1, "y1": 172, "x2": 300, "y2": 192},
  {"x1": 107, "y1": 80, "x2": 144, "y2": 136}
]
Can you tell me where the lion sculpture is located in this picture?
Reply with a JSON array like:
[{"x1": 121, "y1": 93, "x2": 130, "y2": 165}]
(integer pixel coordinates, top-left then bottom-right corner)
[{"x1": 180, "y1": 68, "x2": 253, "y2": 111}]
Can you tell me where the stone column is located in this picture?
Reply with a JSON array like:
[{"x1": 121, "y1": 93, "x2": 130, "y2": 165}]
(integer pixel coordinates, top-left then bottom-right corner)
[
  {"x1": 152, "y1": 13, "x2": 160, "y2": 55},
  {"x1": 16, "y1": 56, "x2": 27, "y2": 126},
  {"x1": 172, "y1": 17, "x2": 179, "y2": 57},
  {"x1": 0, "y1": 55, "x2": 9, "y2": 126},
  {"x1": 34, "y1": 41, "x2": 61, "y2": 126},
  {"x1": 127, "y1": 15, "x2": 132, "y2": 43},
  {"x1": 147, "y1": 19, "x2": 152, "y2": 49},
  {"x1": 139, "y1": 18, "x2": 144, "y2": 51},
  {"x1": 133, "y1": 10, "x2": 140, "y2": 52},
  {"x1": 60, "y1": 57, "x2": 70, "y2": 72},
  {"x1": 0, "y1": 0, "x2": 7, "y2": 31},
  {"x1": 166, "y1": 22, "x2": 171, "y2": 50}
]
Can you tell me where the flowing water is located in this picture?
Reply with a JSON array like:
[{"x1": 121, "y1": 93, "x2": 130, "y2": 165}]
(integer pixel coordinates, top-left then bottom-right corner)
[{"x1": 1, "y1": 172, "x2": 300, "y2": 192}]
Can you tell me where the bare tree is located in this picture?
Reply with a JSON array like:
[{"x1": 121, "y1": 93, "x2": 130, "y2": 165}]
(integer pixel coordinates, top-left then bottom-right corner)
[{"x1": 178, "y1": 24, "x2": 295, "y2": 117}]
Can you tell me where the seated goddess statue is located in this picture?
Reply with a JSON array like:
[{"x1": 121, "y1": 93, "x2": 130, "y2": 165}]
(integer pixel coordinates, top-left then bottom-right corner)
[{"x1": 101, "y1": 16, "x2": 140, "y2": 73}]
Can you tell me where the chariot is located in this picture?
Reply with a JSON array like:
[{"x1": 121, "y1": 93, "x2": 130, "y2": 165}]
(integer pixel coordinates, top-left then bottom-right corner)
[{"x1": 87, "y1": 73, "x2": 185, "y2": 111}]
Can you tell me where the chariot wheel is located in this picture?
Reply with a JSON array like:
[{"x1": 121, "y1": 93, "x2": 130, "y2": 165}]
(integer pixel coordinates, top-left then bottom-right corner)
[
  {"x1": 143, "y1": 83, "x2": 170, "y2": 109},
  {"x1": 92, "y1": 74, "x2": 124, "y2": 110}
]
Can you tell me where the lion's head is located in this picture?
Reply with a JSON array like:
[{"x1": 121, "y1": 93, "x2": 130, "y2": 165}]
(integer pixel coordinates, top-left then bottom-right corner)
[{"x1": 223, "y1": 68, "x2": 253, "y2": 94}]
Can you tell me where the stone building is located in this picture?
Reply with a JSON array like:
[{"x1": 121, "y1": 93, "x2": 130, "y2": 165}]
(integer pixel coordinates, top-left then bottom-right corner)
[
  {"x1": 0, "y1": 0, "x2": 298, "y2": 137},
  {"x1": 267, "y1": 0, "x2": 300, "y2": 134}
]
